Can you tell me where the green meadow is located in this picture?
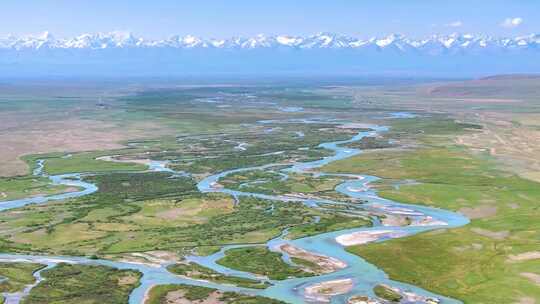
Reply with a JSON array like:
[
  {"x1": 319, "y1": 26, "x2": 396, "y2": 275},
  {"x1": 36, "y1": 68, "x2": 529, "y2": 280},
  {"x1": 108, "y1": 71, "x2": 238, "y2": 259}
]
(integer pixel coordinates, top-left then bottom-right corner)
[
  {"x1": 22, "y1": 263, "x2": 141, "y2": 304},
  {"x1": 0, "y1": 262, "x2": 46, "y2": 293},
  {"x1": 217, "y1": 246, "x2": 314, "y2": 280}
]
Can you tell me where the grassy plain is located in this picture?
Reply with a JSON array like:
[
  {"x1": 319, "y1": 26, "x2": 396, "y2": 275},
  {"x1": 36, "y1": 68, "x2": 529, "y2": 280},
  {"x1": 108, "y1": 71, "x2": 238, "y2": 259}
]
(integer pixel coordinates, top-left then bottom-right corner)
[
  {"x1": 345, "y1": 75, "x2": 540, "y2": 183},
  {"x1": 145, "y1": 284, "x2": 285, "y2": 304},
  {"x1": 0, "y1": 262, "x2": 45, "y2": 293},
  {"x1": 36, "y1": 152, "x2": 147, "y2": 175}
]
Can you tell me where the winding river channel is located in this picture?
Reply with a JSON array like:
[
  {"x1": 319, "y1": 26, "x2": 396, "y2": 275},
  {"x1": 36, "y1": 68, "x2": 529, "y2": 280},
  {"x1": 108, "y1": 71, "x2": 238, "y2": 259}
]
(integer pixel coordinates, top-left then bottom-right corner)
[{"x1": 0, "y1": 116, "x2": 469, "y2": 304}]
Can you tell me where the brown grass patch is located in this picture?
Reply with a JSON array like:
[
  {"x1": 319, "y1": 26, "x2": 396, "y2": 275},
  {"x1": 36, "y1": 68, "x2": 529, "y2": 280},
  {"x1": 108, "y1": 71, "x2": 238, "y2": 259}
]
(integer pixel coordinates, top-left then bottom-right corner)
[
  {"x1": 118, "y1": 274, "x2": 139, "y2": 286},
  {"x1": 165, "y1": 290, "x2": 226, "y2": 304},
  {"x1": 470, "y1": 228, "x2": 509, "y2": 240},
  {"x1": 458, "y1": 205, "x2": 497, "y2": 219},
  {"x1": 0, "y1": 111, "x2": 172, "y2": 177},
  {"x1": 508, "y1": 251, "x2": 540, "y2": 262},
  {"x1": 520, "y1": 273, "x2": 540, "y2": 286},
  {"x1": 516, "y1": 297, "x2": 536, "y2": 304}
]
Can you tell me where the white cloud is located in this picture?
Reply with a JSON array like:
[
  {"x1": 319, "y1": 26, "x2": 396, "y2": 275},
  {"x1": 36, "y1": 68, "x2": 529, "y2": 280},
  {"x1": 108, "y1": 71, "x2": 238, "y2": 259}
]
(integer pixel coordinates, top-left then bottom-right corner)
[
  {"x1": 501, "y1": 17, "x2": 523, "y2": 28},
  {"x1": 445, "y1": 21, "x2": 463, "y2": 28}
]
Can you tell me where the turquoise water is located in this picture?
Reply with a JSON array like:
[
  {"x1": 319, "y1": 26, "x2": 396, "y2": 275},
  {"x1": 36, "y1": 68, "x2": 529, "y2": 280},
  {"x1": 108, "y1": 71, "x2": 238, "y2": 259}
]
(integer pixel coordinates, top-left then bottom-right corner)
[{"x1": 0, "y1": 116, "x2": 469, "y2": 303}]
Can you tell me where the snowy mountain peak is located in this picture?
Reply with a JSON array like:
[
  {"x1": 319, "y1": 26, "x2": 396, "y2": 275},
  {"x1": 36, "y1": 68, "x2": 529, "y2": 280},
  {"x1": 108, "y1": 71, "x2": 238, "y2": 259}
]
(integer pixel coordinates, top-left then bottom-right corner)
[
  {"x1": 0, "y1": 32, "x2": 538, "y2": 53},
  {"x1": 277, "y1": 35, "x2": 302, "y2": 46}
]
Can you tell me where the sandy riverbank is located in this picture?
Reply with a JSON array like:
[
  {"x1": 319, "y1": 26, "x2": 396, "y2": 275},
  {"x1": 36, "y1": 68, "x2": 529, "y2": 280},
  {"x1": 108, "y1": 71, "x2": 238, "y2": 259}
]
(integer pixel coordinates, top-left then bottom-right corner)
[
  {"x1": 96, "y1": 155, "x2": 153, "y2": 166},
  {"x1": 278, "y1": 244, "x2": 346, "y2": 274},
  {"x1": 115, "y1": 250, "x2": 180, "y2": 268},
  {"x1": 335, "y1": 230, "x2": 407, "y2": 246},
  {"x1": 380, "y1": 214, "x2": 410, "y2": 226}
]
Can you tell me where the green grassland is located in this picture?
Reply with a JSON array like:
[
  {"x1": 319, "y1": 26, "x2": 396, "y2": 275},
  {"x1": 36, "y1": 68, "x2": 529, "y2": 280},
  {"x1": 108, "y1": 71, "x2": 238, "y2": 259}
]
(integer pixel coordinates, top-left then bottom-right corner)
[
  {"x1": 324, "y1": 117, "x2": 540, "y2": 303},
  {"x1": 21, "y1": 263, "x2": 141, "y2": 304},
  {"x1": 167, "y1": 262, "x2": 271, "y2": 289},
  {"x1": 216, "y1": 246, "x2": 313, "y2": 280},
  {"x1": 0, "y1": 262, "x2": 46, "y2": 293},
  {"x1": 145, "y1": 284, "x2": 285, "y2": 304},
  {"x1": 23, "y1": 151, "x2": 147, "y2": 176},
  {"x1": 0, "y1": 175, "x2": 76, "y2": 201}
]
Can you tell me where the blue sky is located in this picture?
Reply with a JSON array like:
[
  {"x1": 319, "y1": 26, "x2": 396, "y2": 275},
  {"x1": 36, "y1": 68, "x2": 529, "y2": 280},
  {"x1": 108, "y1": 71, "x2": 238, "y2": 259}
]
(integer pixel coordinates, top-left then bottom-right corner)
[{"x1": 1, "y1": 0, "x2": 538, "y2": 38}]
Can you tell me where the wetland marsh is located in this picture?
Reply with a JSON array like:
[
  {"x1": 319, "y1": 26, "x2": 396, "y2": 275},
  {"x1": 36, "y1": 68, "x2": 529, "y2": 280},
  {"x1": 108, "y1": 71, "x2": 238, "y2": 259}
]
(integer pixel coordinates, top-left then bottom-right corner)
[{"x1": 1, "y1": 79, "x2": 539, "y2": 304}]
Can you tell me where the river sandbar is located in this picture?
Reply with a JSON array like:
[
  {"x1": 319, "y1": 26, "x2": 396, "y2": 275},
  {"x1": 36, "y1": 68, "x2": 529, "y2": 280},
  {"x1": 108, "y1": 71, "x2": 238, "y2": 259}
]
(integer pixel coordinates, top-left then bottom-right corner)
[
  {"x1": 335, "y1": 230, "x2": 407, "y2": 246},
  {"x1": 304, "y1": 278, "x2": 353, "y2": 302},
  {"x1": 278, "y1": 244, "x2": 346, "y2": 274}
]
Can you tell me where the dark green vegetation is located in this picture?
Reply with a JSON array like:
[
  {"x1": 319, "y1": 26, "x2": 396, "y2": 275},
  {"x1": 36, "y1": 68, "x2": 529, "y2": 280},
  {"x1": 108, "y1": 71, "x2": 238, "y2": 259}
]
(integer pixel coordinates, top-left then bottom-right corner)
[
  {"x1": 145, "y1": 284, "x2": 286, "y2": 304},
  {"x1": 167, "y1": 262, "x2": 270, "y2": 289},
  {"x1": 217, "y1": 246, "x2": 313, "y2": 280},
  {"x1": 22, "y1": 263, "x2": 141, "y2": 304},
  {"x1": 373, "y1": 285, "x2": 402, "y2": 302},
  {"x1": 325, "y1": 117, "x2": 540, "y2": 303},
  {"x1": 0, "y1": 262, "x2": 45, "y2": 293},
  {"x1": 86, "y1": 172, "x2": 198, "y2": 200},
  {"x1": 0, "y1": 169, "x2": 335, "y2": 255},
  {"x1": 165, "y1": 125, "x2": 351, "y2": 176},
  {"x1": 286, "y1": 214, "x2": 370, "y2": 239}
]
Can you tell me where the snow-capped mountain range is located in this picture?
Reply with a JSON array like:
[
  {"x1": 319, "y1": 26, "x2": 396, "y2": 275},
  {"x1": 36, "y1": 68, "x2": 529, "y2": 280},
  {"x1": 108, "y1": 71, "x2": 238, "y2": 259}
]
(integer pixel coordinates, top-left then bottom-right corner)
[
  {"x1": 1, "y1": 32, "x2": 539, "y2": 77},
  {"x1": 1, "y1": 31, "x2": 539, "y2": 52}
]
